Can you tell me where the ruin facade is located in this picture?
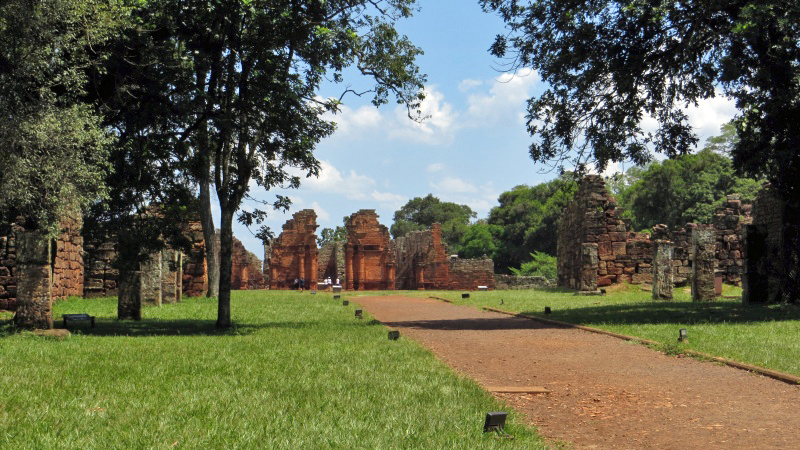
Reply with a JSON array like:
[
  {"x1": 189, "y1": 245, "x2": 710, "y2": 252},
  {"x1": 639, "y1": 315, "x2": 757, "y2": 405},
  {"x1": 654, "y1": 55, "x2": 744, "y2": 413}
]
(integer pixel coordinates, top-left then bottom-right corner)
[
  {"x1": 317, "y1": 241, "x2": 345, "y2": 284},
  {"x1": 345, "y1": 210, "x2": 396, "y2": 290},
  {"x1": 558, "y1": 175, "x2": 751, "y2": 291},
  {"x1": 230, "y1": 235, "x2": 266, "y2": 290},
  {"x1": 268, "y1": 209, "x2": 319, "y2": 289}
]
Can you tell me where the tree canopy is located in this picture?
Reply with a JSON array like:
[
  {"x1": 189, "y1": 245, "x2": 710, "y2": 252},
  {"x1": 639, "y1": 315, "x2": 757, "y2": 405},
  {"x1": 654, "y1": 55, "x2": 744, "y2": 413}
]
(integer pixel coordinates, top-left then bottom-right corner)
[
  {"x1": 612, "y1": 149, "x2": 763, "y2": 231},
  {"x1": 97, "y1": 0, "x2": 425, "y2": 326},
  {"x1": 0, "y1": 0, "x2": 123, "y2": 232},
  {"x1": 487, "y1": 174, "x2": 577, "y2": 273},
  {"x1": 481, "y1": 0, "x2": 800, "y2": 196},
  {"x1": 390, "y1": 194, "x2": 476, "y2": 251}
]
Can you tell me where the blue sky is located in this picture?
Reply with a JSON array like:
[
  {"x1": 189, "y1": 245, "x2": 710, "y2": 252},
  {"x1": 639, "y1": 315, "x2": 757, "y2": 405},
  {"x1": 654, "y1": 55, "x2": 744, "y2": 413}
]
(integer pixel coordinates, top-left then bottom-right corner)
[{"x1": 225, "y1": 1, "x2": 738, "y2": 257}]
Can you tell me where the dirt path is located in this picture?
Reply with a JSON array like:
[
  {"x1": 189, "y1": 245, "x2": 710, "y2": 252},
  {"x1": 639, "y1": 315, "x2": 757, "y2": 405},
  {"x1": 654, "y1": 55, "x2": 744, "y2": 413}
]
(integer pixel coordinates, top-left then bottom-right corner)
[{"x1": 356, "y1": 295, "x2": 800, "y2": 449}]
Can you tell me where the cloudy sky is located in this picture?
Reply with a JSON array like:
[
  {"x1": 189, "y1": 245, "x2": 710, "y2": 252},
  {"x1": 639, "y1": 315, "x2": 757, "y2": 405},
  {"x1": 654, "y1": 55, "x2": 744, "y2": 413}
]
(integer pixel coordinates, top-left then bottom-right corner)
[{"x1": 224, "y1": 1, "x2": 738, "y2": 257}]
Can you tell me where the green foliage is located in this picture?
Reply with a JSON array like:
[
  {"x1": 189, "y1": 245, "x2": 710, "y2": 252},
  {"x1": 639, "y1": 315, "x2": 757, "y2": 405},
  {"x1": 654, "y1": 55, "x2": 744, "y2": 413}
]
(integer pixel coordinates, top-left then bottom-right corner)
[
  {"x1": 0, "y1": 293, "x2": 545, "y2": 448},
  {"x1": 481, "y1": 0, "x2": 800, "y2": 198},
  {"x1": 317, "y1": 226, "x2": 347, "y2": 247},
  {"x1": 509, "y1": 252, "x2": 557, "y2": 279},
  {"x1": 488, "y1": 174, "x2": 577, "y2": 273},
  {"x1": 458, "y1": 222, "x2": 501, "y2": 259},
  {"x1": 391, "y1": 194, "x2": 476, "y2": 250},
  {"x1": 0, "y1": 0, "x2": 125, "y2": 232},
  {"x1": 613, "y1": 148, "x2": 763, "y2": 230}
]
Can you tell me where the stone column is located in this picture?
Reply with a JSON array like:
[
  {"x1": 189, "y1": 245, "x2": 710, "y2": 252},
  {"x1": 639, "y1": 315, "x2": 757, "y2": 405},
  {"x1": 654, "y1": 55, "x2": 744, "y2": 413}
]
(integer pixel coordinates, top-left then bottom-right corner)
[
  {"x1": 13, "y1": 228, "x2": 53, "y2": 330},
  {"x1": 345, "y1": 244, "x2": 354, "y2": 290},
  {"x1": 118, "y1": 269, "x2": 142, "y2": 320},
  {"x1": 357, "y1": 246, "x2": 365, "y2": 290},
  {"x1": 652, "y1": 240, "x2": 674, "y2": 300},
  {"x1": 140, "y1": 252, "x2": 162, "y2": 307},
  {"x1": 691, "y1": 228, "x2": 716, "y2": 302},
  {"x1": 579, "y1": 243, "x2": 598, "y2": 291},
  {"x1": 387, "y1": 263, "x2": 396, "y2": 290}
]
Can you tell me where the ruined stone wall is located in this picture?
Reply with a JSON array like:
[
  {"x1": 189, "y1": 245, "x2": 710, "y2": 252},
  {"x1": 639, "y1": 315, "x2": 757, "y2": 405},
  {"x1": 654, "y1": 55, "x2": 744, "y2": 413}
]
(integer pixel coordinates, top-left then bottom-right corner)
[
  {"x1": 494, "y1": 274, "x2": 554, "y2": 290},
  {"x1": 394, "y1": 225, "x2": 449, "y2": 290},
  {"x1": 317, "y1": 241, "x2": 345, "y2": 283},
  {"x1": 0, "y1": 231, "x2": 16, "y2": 310},
  {"x1": 51, "y1": 214, "x2": 84, "y2": 299},
  {"x1": 559, "y1": 176, "x2": 751, "y2": 291},
  {"x1": 182, "y1": 221, "x2": 207, "y2": 297},
  {"x1": 83, "y1": 238, "x2": 118, "y2": 298},
  {"x1": 394, "y1": 224, "x2": 495, "y2": 290},
  {"x1": 557, "y1": 175, "x2": 630, "y2": 290},
  {"x1": 345, "y1": 210, "x2": 395, "y2": 290},
  {"x1": 448, "y1": 258, "x2": 495, "y2": 290},
  {"x1": 744, "y1": 186, "x2": 786, "y2": 303},
  {"x1": 269, "y1": 210, "x2": 319, "y2": 289},
  {"x1": 230, "y1": 235, "x2": 265, "y2": 290}
]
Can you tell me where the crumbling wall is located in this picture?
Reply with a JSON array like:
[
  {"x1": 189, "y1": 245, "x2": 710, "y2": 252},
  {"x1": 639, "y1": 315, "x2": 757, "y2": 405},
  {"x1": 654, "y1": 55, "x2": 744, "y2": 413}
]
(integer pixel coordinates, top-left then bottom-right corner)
[
  {"x1": 557, "y1": 175, "x2": 632, "y2": 290},
  {"x1": 395, "y1": 225, "x2": 449, "y2": 290},
  {"x1": 0, "y1": 231, "x2": 16, "y2": 310},
  {"x1": 494, "y1": 274, "x2": 553, "y2": 290},
  {"x1": 51, "y1": 214, "x2": 84, "y2": 300},
  {"x1": 345, "y1": 210, "x2": 395, "y2": 290},
  {"x1": 448, "y1": 257, "x2": 495, "y2": 290},
  {"x1": 744, "y1": 186, "x2": 788, "y2": 303},
  {"x1": 559, "y1": 176, "x2": 751, "y2": 291},
  {"x1": 182, "y1": 221, "x2": 207, "y2": 297},
  {"x1": 317, "y1": 241, "x2": 345, "y2": 283},
  {"x1": 83, "y1": 237, "x2": 118, "y2": 298},
  {"x1": 230, "y1": 235, "x2": 265, "y2": 290},
  {"x1": 269, "y1": 209, "x2": 319, "y2": 289}
]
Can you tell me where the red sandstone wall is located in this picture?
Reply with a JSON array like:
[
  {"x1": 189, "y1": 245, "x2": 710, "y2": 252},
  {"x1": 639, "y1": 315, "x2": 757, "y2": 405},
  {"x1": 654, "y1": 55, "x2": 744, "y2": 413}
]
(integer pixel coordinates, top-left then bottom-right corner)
[
  {"x1": 0, "y1": 231, "x2": 16, "y2": 310},
  {"x1": 182, "y1": 221, "x2": 207, "y2": 297},
  {"x1": 345, "y1": 210, "x2": 395, "y2": 290},
  {"x1": 230, "y1": 235, "x2": 265, "y2": 290},
  {"x1": 51, "y1": 214, "x2": 84, "y2": 299},
  {"x1": 269, "y1": 210, "x2": 319, "y2": 290}
]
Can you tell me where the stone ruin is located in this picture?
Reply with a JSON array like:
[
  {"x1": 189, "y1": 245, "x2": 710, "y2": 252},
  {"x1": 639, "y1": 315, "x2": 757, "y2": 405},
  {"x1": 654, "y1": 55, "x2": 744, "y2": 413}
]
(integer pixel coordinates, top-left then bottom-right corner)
[
  {"x1": 267, "y1": 209, "x2": 319, "y2": 289},
  {"x1": 743, "y1": 185, "x2": 800, "y2": 304},
  {"x1": 395, "y1": 223, "x2": 495, "y2": 290},
  {"x1": 1, "y1": 214, "x2": 85, "y2": 314},
  {"x1": 1, "y1": 212, "x2": 268, "y2": 325},
  {"x1": 558, "y1": 175, "x2": 751, "y2": 294},
  {"x1": 266, "y1": 209, "x2": 495, "y2": 291},
  {"x1": 345, "y1": 210, "x2": 396, "y2": 290}
]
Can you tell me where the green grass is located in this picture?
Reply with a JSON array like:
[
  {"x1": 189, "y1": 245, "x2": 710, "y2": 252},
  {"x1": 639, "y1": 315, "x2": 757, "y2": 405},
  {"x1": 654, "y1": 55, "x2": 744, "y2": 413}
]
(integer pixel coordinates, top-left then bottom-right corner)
[
  {"x1": 411, "y1": 284, "x2": 800, "y2": 377},
  {"x1": 0, "y1": 292, "x2": 545, "y2": 449}
]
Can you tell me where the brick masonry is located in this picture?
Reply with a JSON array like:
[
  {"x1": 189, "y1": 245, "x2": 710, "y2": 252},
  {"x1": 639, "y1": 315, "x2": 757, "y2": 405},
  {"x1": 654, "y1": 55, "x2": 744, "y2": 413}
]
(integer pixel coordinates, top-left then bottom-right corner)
[
  {"x1": 494, "y1": 274, "x2": 554, "y2": 290},
  {"x1": 558, "y1": 175, "x2": 752, "y2": 291},
  {"x1": 317, "y1": 241, "x2": 345, "y2": 284},
  {"x1": 345, "y1": 210, "x2": 395, "y2": 290},
  {"x1": 268, "y1": 209, "x2": 319, "y2": 290}
]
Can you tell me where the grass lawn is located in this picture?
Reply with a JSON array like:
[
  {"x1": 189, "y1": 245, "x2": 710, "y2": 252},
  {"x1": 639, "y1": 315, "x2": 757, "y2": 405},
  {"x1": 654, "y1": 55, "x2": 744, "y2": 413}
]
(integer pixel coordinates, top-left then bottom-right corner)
[
  {"x1": 399, "y1": 284, "x2": 800, "y2": 377},
  {"x1": 0, "y1": 291, "x2": 545, "y2": 449}
]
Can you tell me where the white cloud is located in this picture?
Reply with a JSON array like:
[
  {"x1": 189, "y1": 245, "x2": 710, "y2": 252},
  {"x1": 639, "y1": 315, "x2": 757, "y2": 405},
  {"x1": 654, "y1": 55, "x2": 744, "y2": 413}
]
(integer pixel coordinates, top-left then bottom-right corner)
[
  {"x1": 329, "y1": 104, "x2": 383, "y2": 135},
  {"x1": 297, "y1": 160, "x2": 376, "y2": 200},
  {"x1": 686, "y1": 95, "x2": 737, "y2": 145},
  {"x1": 389, "y1": 86, "x2": 459, "y2": 145},
  {"x1": 430, "y1": 176, "x2": 478, "y2": 194},
  {"x1": 426, "y1": 162, "x2": 446, "y2": 173},
  {"x1": 458, "y1": 78, "x2": 483, "y2": 92},
  {"x1": 370, "y1": 191, "x2": 407, "y2": 210},
  {"x1": 310, "y1": 202, "x2": 330, "y2": 222},
  {"x1": 465, "y1": 70, "x2": 540, "y2": 126}
]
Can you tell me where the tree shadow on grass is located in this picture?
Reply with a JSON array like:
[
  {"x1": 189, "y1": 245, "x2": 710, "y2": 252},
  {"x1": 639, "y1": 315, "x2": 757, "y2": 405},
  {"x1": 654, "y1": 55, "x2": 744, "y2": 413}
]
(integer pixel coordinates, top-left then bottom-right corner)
[
  {"x1": 1, "y1": 318, "x2": 321, "y2": 338},
  {"x1": 521, "y1": 301, "x2": 800, "y2": 326}
]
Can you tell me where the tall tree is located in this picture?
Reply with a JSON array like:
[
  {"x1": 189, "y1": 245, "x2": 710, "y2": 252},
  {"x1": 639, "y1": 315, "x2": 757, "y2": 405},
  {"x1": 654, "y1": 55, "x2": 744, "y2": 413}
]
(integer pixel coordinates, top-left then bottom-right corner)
[
  {"x1": 390, "y1": 194, "x2": 476, "y2": 251},
  {"x1": 487, "y1": 175, "x2": 577, "y2": 273},
  {"x1": 106, "y1": 0, "x2": 425, "y2": 327},
  {"x1": 0, "y1": 0, "x2": 122, "y2": 231},
  {"x1": 483, "y1": 0, "x2": 800, "y2": 299}
]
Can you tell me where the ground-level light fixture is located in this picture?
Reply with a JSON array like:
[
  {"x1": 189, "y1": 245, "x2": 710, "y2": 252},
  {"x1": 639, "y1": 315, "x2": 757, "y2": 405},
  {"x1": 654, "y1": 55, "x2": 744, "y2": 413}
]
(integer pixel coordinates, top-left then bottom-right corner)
[
  {"x1": 343, "y1": 300, "x2": 349, "y2": 306},
  {"x1": 311, "y1": 290, "x2": 317, "y2": 295},
  {"x1": 483, "y1": 411, "x2": 507, "y2": 433},
  {"x1": 462, "y1": 293, "x2": 470, "y2": 299},
  {"x1": 544, "y1": 306, "x2": 552, "y2": 315},
  {"x1": 388, "y1": 330, "x2": 400, "y2": 340},
  {"x1": 355, "y1": 309, "x2": 363, "y2": 319},
  {"x1": 334, "y1": 294, "x2": 341, "y2": 300},
  {"x1": 679, "y1": 328, "x2": 688, "y2": 342}
]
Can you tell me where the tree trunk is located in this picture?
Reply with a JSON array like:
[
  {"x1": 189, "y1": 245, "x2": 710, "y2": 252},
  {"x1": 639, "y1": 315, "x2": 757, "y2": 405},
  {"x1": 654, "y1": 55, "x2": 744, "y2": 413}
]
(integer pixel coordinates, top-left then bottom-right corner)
[
  {"x1": 199, "y1": 172, "x2": 219, "y2": 298},
  {"x1": 216, "y1": 208, "x2": 234, "y2": 328}
]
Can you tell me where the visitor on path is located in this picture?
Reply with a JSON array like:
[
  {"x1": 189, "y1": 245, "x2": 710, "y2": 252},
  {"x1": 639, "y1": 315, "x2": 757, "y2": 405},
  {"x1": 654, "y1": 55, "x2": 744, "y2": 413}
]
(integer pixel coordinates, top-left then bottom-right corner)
[
  {"x1": 293, "y1": 278, "x2": 299, "y2": 289},
  {"x1": 299, "y1": 278, "x2": 305, "y2": 290}
]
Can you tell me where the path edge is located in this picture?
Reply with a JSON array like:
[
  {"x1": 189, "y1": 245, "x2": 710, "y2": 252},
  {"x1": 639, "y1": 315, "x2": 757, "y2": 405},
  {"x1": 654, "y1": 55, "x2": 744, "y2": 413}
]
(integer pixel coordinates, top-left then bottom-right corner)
[{"x1": 473, "y1": 304, "x2": 800, "y2": 386}]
